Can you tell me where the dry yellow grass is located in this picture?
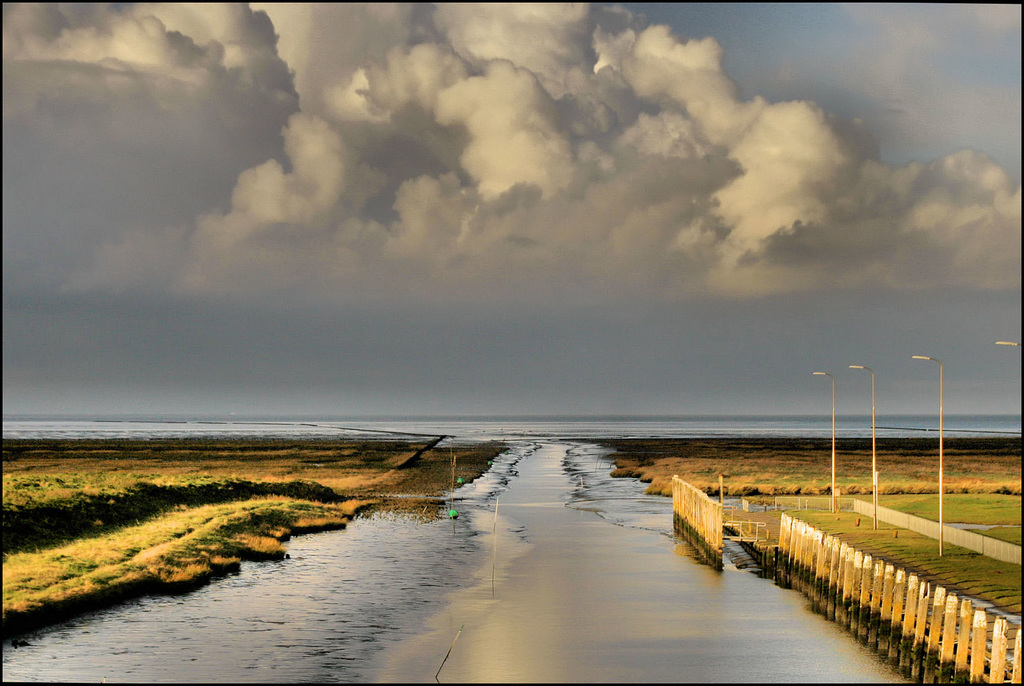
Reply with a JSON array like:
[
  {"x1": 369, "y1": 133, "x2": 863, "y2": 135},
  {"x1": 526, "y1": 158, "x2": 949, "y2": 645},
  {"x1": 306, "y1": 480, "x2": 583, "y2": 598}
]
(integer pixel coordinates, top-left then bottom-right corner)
[
  {"x1": 2, "y1": 438, "x2": 504, "y2": 637},
  {"x1": 3, "y1": 497, "x2": 370, "y2": 636},
  {"x1": 603, "y1": 437, "x2": 1021, "y2": 497},
  {"x1": 233, "y1": 534, "x2": 286, "y2": 557}
]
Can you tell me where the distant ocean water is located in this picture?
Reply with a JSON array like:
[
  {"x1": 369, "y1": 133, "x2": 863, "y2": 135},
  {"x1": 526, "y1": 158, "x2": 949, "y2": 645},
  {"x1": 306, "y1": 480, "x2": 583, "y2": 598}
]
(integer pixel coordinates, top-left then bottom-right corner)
[{"x1": 2, "y1": 414, "x2": 1020, "y2": 442}]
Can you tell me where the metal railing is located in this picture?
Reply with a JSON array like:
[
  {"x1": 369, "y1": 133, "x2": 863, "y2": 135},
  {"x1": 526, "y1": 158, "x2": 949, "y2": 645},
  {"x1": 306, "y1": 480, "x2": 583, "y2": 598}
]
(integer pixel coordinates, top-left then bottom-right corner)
[
  {"x1": 772, "y1": 496, "x2": 857, "y2": 512},
  {"x1": 724, "y1": 518, "x2": 768, "y2": 542}
]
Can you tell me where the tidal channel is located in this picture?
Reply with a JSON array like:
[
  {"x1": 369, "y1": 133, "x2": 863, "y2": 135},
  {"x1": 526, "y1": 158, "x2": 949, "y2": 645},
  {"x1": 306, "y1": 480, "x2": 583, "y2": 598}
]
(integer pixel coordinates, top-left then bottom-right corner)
[{"x1": 2, "y1": 441, "x2": 903, "y2": 682}]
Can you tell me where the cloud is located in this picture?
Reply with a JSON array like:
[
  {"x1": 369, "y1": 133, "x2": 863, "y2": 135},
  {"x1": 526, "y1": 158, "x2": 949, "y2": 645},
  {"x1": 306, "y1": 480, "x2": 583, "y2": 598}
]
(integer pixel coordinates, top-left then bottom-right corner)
[
  {"x1": 2, "y1": 3, "x2": 298, "y2": 296},
  {"x1": 835, "y1": 4, "x2": 1021, "y2": 175},
  {"x1": 433, "y1": 3, "x2": 594, "y2": 97},
  {"x1": 433, "y1": 60, "x2": 575, "y2": 199},
  {"x1": 3, "y1": 3, "x2": 1019, "y2": 308}
]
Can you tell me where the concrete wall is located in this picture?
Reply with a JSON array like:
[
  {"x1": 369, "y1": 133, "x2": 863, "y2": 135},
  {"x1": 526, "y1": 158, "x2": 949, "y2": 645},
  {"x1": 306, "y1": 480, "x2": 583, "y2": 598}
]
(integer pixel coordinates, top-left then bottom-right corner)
[{"x1": 850, "y1": 500, "x2": 1021, "y2": 565}]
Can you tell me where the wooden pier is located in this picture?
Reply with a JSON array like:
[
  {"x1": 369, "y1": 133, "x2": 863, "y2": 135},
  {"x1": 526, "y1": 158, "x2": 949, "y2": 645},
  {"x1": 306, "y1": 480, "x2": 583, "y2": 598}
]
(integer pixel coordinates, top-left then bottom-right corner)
[
  {"x1": 671, "y1": 476, "x2": 723, "y2": 569},
  {"x1": 776, "y1": 512, "x2": 1021, "y2": 683},
  {"x1": 670, "y1": 478, "x2": 1021, "y2": 682}
]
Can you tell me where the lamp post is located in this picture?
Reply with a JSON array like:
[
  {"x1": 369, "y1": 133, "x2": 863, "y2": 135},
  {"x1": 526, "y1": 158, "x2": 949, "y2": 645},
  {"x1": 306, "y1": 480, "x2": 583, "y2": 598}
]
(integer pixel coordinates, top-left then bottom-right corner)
[
  {"x1": 912, "y1": 355, "x2": 943, "y2": 556},
  {"x1": 996, "y1": 342, "x2": 1021, "y2": 435},
  {"x1": 813, "y1": 371, "x2": 837, "y2": 513},
  {"x1": 849, "y1": 365, "x2": 877, "y2": 530}
]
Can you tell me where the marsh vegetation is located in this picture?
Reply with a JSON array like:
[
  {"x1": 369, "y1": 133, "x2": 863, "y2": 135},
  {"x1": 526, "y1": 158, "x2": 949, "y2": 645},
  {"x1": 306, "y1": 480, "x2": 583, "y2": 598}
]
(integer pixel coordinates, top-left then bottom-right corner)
[
  {"x1": 2, "y1": 438, "x2": 505, "y2": 637},
  {"x1": 603, "y1": 437, "x2": 1022, "y2": 498}
]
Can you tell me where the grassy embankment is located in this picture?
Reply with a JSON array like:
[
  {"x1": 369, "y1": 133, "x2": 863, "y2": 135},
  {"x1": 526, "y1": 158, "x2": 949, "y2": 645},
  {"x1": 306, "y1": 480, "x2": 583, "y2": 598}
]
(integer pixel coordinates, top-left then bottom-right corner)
[
  {"x1": 2, "y1": 438, "x2": 505, "y2": 637},
  {"x1": 601, "y1": 437, "x2": 1021, "y2": 614},
  {"x1": 791, "y1": 508, "x2": 1021, "y2": 614}
]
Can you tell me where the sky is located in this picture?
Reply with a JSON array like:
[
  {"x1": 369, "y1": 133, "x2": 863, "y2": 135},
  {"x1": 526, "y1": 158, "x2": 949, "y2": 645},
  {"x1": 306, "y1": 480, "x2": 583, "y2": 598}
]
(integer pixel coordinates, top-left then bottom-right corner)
[{"x1": 2, "y1": 3, "x2": 1021, "y2": 419}]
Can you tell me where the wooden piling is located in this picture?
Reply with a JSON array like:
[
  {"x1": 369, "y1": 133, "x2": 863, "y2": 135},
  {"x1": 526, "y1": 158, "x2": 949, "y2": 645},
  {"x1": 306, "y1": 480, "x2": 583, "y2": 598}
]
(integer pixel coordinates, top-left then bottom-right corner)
[
  {"x1": 954, "y1": 598, "x2": 973, "y2": 681},
  {"x1": 759, "y1": 514, "x2": 1018, "y2": 684},
  {"x1": 867, "y1": 559, "x2": 884, "y2": 647},
  {"x1": 799, "y1": 522, "x2": 810, "y2": 588},
  {"x1": 878, "y1": 563, "x2": 895, "y2": 655},
  {"x1": 813, "y1": 531, "x2": 826, "y2": 609},
  {"x1": 827, "y1": 537, "x2": 841, "y2": 620},
  {"x1": 938, "y1": 592, "x2": 959, "y2": 682},
  {"x1": 966, "y1": 610, "x2": 983, "y2": 683},
  {"x1": 777, "y1": 514, "x2": 792, "y2": 587},
  {"x1": 924, "y1": 585, "x2": 947, "y2": 682},
  {"x1": 912, "y1": 581, "x2": 931, "y2": 682},
  {"x1": 1011, "y1": 627, "x2": 1021, "y2": 683},
  {"x1": 849, "y1": 550, "x2": 863, "y2": 634},
  {"x1": 671, "y1": 476, "x2": 723, "y2": 569},
  {"x1": 812, "y1": 532, "x2": 825, "y2": 609},
  {"x1": 900, "y1": 573, "x2": 920, "y2": 671},
  {"x1": 793, "y1": 522, "x2": 805, "y2": 589},
  {"x1": 988, "y1": 616, "x2": 1007, "y2": 684},
  {"x1": 838, "y1": 543, "x2": 852, "y2": 624},
  {"x1": 858, "y1": 553, "x2": 874, "y2": 641},
  {"x1": 889, "y1": 568, "x2": 907, "y2": 664}
]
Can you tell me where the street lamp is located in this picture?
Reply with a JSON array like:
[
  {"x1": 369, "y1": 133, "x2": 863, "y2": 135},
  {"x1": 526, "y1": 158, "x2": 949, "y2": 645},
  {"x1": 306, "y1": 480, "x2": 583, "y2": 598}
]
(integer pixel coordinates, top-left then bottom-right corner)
[
  {"x1": 996, "y1": 342, "x2": 1021, "y2": 435},
  {"x1": 849, "y1": 365, "x2": 877, "y2": 530},
  {"x1": 912, "y1": 355, "x2": 943, "y2": 556},
  {"x1": 813, "y1": 371, "x2": 837, "y2": 513}
]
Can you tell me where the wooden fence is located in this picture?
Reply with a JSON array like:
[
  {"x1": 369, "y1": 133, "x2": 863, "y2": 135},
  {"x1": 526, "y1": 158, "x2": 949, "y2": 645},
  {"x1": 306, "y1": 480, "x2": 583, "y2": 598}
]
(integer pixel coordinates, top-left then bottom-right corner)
[
  {"x1": 777, "y1": 513, "x2": 1022, "y2": 683},
  {"x1": 672, "y1": 476, "x2": 723, "y2": 569}
]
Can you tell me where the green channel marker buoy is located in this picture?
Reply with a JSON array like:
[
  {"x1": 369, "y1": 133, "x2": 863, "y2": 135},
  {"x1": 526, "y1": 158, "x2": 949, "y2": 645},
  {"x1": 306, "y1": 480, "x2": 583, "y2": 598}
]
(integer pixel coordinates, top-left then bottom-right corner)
[
  {"x1": 457, "y1": 477, "x2": 465, "y2": 484},
  {"x1": 449, "y1": 509, "x2": 459, "y2": 519}
]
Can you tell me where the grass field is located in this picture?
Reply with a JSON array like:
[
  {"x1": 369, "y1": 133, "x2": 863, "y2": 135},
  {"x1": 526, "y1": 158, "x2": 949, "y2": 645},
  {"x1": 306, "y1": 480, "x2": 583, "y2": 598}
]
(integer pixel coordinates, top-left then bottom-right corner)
[
  {"x1": 847, "y1": 493, "x2": 1022, "y2": 545},
  {"x1": 2, "y1": 438, "x2": 505, "y2": 637}
]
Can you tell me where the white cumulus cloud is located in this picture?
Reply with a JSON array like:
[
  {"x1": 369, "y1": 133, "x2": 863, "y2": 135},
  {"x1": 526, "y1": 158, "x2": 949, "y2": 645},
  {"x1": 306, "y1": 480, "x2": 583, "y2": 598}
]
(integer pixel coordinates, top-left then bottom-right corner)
[{"x1": 3, "y1": 2, "x2": 1019, "y2": 306}]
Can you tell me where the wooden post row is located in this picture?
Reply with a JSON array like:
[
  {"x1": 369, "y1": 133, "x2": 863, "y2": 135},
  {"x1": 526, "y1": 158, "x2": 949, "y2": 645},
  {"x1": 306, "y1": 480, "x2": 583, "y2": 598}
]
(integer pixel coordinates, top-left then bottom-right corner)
[{"x1": 769, "y1": 514, "x2": 1023, "y2": 684}]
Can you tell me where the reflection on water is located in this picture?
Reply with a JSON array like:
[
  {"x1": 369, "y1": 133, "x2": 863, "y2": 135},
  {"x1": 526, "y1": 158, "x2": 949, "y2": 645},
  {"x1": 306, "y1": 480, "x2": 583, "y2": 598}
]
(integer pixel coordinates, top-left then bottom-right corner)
[
  {"x1": 376, "y1": 443, "x2": 902, "y2": 683},
  {"x1": 2, "y1": 441, "x2": 903, "y2": 683}
]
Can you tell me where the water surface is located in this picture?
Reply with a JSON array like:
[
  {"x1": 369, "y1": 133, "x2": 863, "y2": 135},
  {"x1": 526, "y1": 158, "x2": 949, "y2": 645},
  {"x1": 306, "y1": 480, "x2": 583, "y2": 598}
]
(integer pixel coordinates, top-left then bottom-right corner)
[{"x1": 3, "y1": 440, "x2": 903, "y2": 682}]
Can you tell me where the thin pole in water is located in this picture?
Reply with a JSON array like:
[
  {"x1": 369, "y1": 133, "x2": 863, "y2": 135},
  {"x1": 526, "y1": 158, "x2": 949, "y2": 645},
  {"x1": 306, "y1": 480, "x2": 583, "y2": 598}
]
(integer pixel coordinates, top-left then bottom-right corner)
[
  {"x1": 491, "y1": 496, "x2": 499, "y2": 598},
  {"x1": 435, "y1": 624, "x2": 464, "y2": 682},
  {"x1": 449, "y1": 443, "x2": 457, "y2": 532}
]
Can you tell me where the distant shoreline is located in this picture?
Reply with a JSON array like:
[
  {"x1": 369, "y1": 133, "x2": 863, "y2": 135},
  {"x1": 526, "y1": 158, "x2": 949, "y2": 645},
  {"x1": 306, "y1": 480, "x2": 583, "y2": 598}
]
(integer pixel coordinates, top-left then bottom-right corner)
[{"x1": 3, "y1": 414, "x2": 1021, "y2": 442}]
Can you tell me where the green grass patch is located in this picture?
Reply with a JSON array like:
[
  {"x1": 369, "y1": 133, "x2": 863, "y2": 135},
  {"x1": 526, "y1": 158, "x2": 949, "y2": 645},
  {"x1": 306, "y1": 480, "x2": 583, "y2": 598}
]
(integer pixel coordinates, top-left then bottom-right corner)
[
  {"x1": 845, "y1": 492, "x2": 1022, "y2": 545},
  {"x1": 981, "y1": 526, "x2": 1022, "y2": 545},
  {"x1": 848, "y1": 493, "x2": 1022, "y2": 526}
]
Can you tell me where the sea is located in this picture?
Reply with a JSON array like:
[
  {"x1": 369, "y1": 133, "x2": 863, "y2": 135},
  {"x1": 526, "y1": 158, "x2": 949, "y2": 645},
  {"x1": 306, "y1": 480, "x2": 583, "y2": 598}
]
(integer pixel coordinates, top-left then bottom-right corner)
[{"x1": 2, "y1": 413, "x2": 1020, "y2": 442}]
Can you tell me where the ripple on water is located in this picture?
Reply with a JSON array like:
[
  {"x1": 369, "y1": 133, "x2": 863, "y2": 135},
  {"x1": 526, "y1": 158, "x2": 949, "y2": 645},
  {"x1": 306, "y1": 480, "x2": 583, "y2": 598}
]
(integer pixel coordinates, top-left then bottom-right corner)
[{"x1": 4, "y1": 442, "x2": 901, "y2": 682}]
